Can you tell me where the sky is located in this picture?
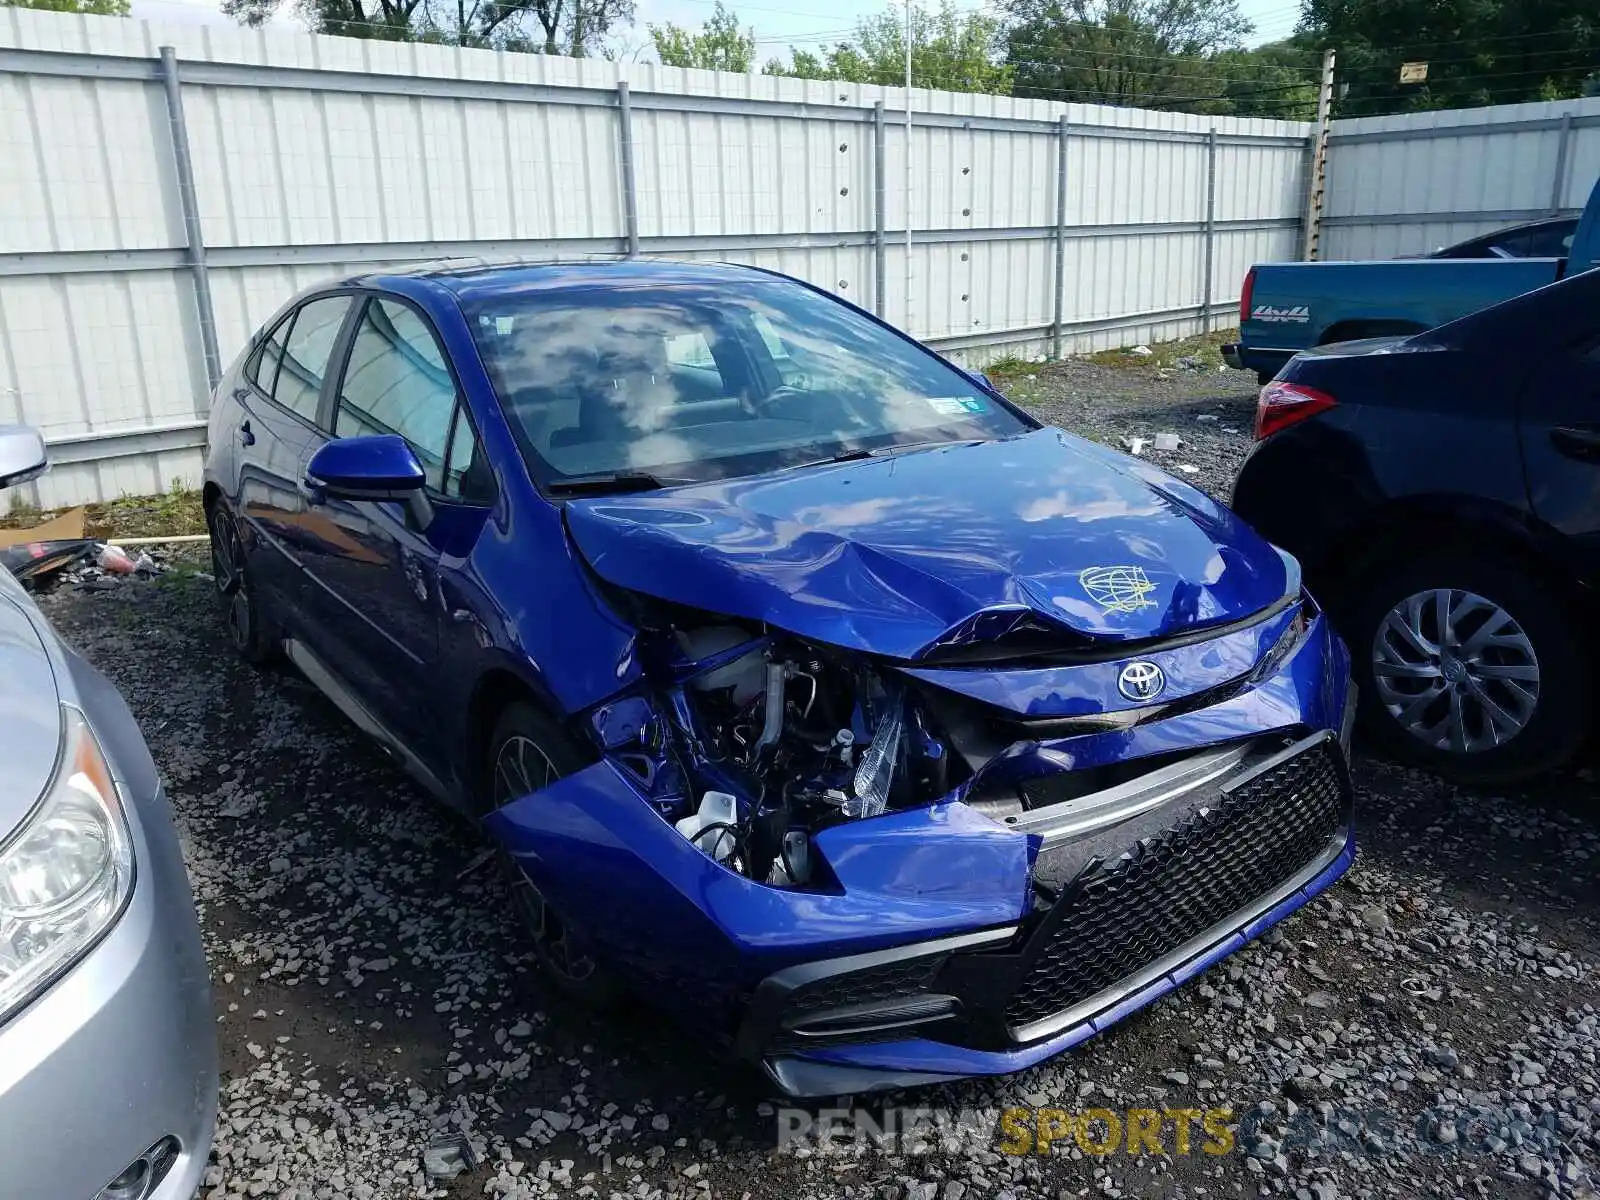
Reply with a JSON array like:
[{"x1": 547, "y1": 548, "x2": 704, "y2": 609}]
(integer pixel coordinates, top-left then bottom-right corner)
[{"x1": 127, "y1": 0, "x2": 1305, "y2": 59}]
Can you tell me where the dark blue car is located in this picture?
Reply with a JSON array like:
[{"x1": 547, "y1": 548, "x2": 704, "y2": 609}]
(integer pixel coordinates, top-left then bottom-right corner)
[{"x1": 203, "y1": 260, "x2": 1356, "y2": 1096}]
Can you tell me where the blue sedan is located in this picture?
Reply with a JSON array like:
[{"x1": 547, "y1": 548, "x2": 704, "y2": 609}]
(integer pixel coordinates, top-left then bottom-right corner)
[{"x1": 203, "y1": 260, "x2": 1355, "y2": 1097}]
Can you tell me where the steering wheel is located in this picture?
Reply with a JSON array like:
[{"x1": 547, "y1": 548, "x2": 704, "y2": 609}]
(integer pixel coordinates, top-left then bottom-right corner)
[{"x1": 747, "y1": 384, "x2": 811, "y2": 419}]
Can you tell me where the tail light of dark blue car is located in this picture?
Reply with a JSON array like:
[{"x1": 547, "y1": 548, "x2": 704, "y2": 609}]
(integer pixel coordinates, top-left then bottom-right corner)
[{"x1": 1255, "y1": 380, "x2": 1337, "y2": 440}]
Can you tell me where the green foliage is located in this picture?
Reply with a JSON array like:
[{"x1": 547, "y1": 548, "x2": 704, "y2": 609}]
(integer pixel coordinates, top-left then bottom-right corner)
[
  {"x1": 220, "y1": 0, "x2": 632, "y2": 55},
  {"x1": 651, "y1": 1, "x2": 755, "y2": 72},
  {"x1": 1301, "y1": 0, "x2": 1600, "y2": 115},
  {"x1": 3, "y1": 0, "x2": 131, "y2": 13},
  {"x1": 1004, "y1": 0, "x2": 1256, "y2": 111},
  {"x1": 763, "y1": 2, "x2": 1012, "y2": 95}
]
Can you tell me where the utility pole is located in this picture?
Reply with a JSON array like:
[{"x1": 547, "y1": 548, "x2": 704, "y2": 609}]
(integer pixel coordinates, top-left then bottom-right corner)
[
  {"x1": 1301, "y1": 48, "x2": 1336, "y2": 261},
  {"x1": 904, "y1": 0, "x2": 914, "y2": 335}
]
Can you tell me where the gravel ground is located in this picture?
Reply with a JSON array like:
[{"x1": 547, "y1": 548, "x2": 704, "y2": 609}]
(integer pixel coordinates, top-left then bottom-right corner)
[{"x1": 31, "y1": 355, "x2": 1600, "y2": 1200}]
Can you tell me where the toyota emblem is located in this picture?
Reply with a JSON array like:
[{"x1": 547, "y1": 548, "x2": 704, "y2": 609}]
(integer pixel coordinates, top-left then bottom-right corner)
[{"x1": 1118, "y1": 660, "x2": 1166, "y2": 702}]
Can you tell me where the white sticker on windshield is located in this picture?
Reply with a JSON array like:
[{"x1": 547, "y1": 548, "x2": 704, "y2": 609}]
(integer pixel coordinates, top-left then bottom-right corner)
[{"x1": 926, "y1": 395, "x2": 992, "y2": 416}]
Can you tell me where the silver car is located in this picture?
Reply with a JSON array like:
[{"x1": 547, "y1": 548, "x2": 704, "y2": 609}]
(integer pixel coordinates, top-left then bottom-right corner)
[{"x1": 0, "y1": 426, "x2": 217, "y2": 1200}]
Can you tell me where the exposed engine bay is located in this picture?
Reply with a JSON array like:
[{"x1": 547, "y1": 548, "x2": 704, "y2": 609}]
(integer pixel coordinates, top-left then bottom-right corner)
[
  {"x1": 588, "y1": 577, "x2": 1312, "y2": 895},
  {"x1": 656, "y1": 623, "x2": 964, "y2": 889}
]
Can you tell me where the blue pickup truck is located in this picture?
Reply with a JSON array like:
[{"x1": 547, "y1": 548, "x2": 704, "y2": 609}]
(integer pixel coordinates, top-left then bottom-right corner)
[{"x1": 1224, "y1": 176, "x2": 1600, "y2": 383}]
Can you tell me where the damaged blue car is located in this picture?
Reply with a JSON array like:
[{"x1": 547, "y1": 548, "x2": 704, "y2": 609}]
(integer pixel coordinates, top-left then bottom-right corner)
[{"x1": 203, "y1": 260, "x2": 1356, "y2": 1097}]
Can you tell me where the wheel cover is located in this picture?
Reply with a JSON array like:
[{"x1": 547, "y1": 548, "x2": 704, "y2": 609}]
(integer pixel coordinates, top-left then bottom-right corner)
[
  {"x1": 491, "y1": 735, "x2": 597, "y2": 983},
  {"x1": 1371, "y1": 587, "x2": 1541, "y2": 754}
]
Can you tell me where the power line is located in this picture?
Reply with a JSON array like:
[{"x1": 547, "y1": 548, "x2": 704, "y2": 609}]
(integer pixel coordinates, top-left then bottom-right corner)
[
  {"x1": 1343, "y1": 43, "x2": 1600, "y2": 71},
  {"x1": 1367, "y1": 25, "x2": 1600, "y2": 56},
  {"x1": 1002, "y1": 38, "x2": 1323, "y2": 77},
  {"x1": 1004, "y1": 56, "x2": 1320, "y2": 90}
]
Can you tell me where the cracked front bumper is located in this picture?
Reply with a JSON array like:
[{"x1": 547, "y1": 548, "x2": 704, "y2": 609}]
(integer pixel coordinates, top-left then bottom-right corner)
[{"x1": 742, "y1": 731, "x2": 1356, "y2": 1098}]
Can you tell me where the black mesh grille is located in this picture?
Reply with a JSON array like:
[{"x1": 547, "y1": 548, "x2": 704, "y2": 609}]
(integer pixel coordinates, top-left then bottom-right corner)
[
  {"x1": 781, "y1": 955, "x2": 949, "y2": 1025},
  {"x1": 1004, "y1": 738, "x2": 1348, "y2": 1032},
  {"x1": 765, "y1": 955, "x2": 953, "y2": 1050}
]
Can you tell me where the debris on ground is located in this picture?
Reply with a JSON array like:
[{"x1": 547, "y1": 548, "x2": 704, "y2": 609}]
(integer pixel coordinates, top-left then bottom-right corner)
[
  {"x1": 96, "y1": 543, "x2": 136, "y2": 575},
  {"x1": 422, "y1": 1131, "x2": 478, "y2": 1182},
  {"x1": 0, "y1": 505, "x2": 87, "y2": 549},
  {"x1": 1153, "y1": 432, "x2": 1182, "y2": 451},
  {"x1": 1, "y1": 537, "x2": 96, "y2": 584},
  {"x1": 1128, "y1": 344, "x2": 1153, "y2": 356},
  {"x1": 0, "y1": 506, "x2": 97, "y2": 585},
  {"x1": 1123, "y1": 435, "x2": 1150, "y2": 455}
]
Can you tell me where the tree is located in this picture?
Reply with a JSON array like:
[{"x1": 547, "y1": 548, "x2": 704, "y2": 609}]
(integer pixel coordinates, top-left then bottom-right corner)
[
  {"x1": 651, "y1": 1, "x2": 755, "y2": 72},
  {"x1": 3, "y1": 0, "x2": 131, "y2": 12},
  {"x1": 220, "y1": 0, "x2": 633, "y2": 55},
  {"x1": 1300, "y1": 0, "x2": 1599, "y2": 116},
  {"x1": 764, "y1": 2, "x2": 1012, "y2": 94},
  {"x1": 1211, "y1": 40, "x2": 1320, "y2": 119},
  {"x1": 1003, "y1": 0, "x2": 1251, "y2": 110}
]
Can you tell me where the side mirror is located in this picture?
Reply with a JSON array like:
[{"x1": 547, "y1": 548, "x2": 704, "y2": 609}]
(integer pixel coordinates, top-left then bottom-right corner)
[
  {"x1": 306, "y1": 435, "x2": 432, "y2": 526},
  {"x1": 968, "y1": 370, "x2": 996, "y2": 394},
  {"x1": 0, "y1": 425, "x2": 48, "y2": 491}
]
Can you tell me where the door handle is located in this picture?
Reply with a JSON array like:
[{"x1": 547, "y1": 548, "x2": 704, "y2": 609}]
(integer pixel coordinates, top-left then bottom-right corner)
[
  {"x1": 1550, "y1": 425, "x2": 1600, "y2": 462},
  {"x1": 238, "y1": 420, "x2": 255, "y2": 447}
]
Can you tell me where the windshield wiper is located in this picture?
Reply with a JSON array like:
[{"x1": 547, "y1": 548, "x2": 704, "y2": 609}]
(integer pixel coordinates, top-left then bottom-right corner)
[
  {"x1": 867, "y1": 437, "x2": 989, "y2": 458},
  {"x1": 545, "y1": 471, "x2": 689, "y2": 497},
  {"x1": 786, "y1": 439, "x2": 989, "y2": 474}
]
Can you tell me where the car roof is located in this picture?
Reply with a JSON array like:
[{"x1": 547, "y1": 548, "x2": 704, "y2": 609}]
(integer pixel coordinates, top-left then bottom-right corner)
[
  {"x1": 1436, "y1": 215, "x2": 1578, "y2": 251},
  {"x1": 352, "y1": 258, "x2": 781, "y2": 305}
]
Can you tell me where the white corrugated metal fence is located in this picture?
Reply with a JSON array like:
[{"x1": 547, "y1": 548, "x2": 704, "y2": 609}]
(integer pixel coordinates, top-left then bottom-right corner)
[
  {"x1": 0, "y1": 8, "x2": 1309, "y2": 508},
  {"x1": 1321, "y1": 98, "x2": 1600, "y2": 260}
]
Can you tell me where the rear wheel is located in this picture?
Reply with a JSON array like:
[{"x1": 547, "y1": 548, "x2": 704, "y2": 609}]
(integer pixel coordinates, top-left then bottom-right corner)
[
  {"x1": 484, "y1": 702, "x2": 618, "y2": 1003},
  {"x1": 207, "y1": 499, "x2": 277, "y2": 665},
  {"x1": 1340, "y1": 544, "x2": 1589, "y2": 783}
]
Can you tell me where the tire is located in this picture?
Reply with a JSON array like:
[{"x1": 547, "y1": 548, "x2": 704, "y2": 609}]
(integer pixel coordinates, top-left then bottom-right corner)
[
  {"x1": 1338, "y1": 543, "x2": 1589, "y2": 784},
  {"x1": 206, "y1": 499, "x2": 278, "y2": 665},
  {"x1": 483, "y1": 702, "x2": 619, "y2": 1004}
]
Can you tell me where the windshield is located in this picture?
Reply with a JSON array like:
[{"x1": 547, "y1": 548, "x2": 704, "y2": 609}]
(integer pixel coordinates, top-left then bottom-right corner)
[{"x1": 461, "y1": 276, "x2": 1033, "y2": 487}]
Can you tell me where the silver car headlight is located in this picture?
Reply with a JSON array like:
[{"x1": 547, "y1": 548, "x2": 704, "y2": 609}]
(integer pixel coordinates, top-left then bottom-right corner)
[{"x1": 0, "y1": 707, "x2": 134, "y2": 1021}]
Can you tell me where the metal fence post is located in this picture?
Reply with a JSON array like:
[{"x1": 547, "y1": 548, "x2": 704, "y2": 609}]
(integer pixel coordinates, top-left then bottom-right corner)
[
  {"x1": 1203, "y1": 127, "x2": 1217, "y2": 333},
  {"x1": 616, "y1": 81, "x2": 640, "y2": 258},
  {"x1": 1550, "y1": 112, "x2": 1575, "y2": 216},
  {"x1": 157, "y1": 46, "x2": 221, "y2": 396},
  {"x1": 1052, "y1": 114, "x2": 1068, "y2": 359},
  {"x1": 874, "y1": 101, "x2": 887, "y2": 317},
  {"x1": 1300, "y1": 48, "x2": 1336, "y2": 261}
]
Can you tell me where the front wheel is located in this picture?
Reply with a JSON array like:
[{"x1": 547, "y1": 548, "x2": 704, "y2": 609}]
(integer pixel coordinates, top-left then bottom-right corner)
[
  {"x1": 484, "y1": 703, "x2": 619, "y2": 1004},
  {"x1": 1342, "y1": 546, "x2": 1589, "y2": 783}
]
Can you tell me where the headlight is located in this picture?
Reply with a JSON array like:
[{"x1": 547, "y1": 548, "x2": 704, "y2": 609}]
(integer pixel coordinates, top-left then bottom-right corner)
[{"x1": 0, "y1": 707, "x2": 134, "y2": 1021}]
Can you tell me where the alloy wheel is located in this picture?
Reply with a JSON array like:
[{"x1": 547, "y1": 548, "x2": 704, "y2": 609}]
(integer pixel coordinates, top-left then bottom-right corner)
[
  {"x1": 491, "y1": 734, "x2": 597, "y2": 984},
  {"x1": 1371, "y1": 588, "x2": 1541, "y2": 754},
  {"x1": 208, "y1": 505, "x2": 254, "y2": 652}
]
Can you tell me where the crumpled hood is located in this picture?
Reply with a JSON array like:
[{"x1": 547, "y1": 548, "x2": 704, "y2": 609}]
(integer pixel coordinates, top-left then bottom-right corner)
[{"x1": 565, "y1": 427, "x2": 1288, "y2": 659}]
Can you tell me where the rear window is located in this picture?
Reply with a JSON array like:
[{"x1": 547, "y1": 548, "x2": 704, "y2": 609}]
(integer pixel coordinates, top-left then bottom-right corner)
[{"x1": 463, "y1": 278, "x2": 1030, "y2": 486}]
